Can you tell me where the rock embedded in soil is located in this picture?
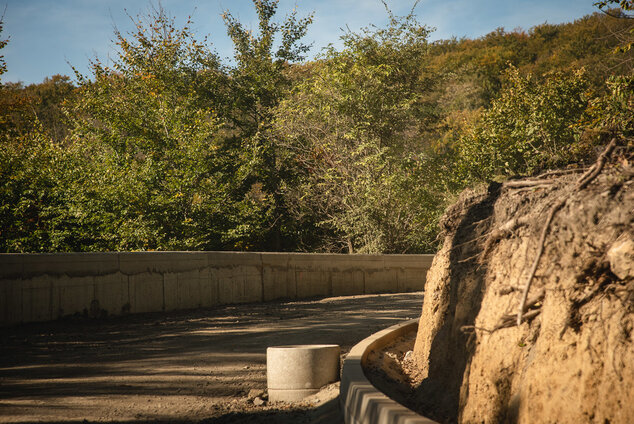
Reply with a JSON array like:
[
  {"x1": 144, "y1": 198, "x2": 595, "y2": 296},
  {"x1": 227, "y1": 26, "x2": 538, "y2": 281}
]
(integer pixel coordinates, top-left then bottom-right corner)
[
  {"x1": 247, "y1": 389, "x2": 266, "y2": 400},
  {"x1": 608, "y1": 235, "x2": 634, "y2": 280}
]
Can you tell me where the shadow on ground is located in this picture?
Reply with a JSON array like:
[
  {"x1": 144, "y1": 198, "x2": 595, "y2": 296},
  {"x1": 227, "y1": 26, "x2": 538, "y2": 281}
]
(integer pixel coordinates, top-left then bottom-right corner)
[{"x1": 0, "y1": 292, "x2": 422, "y2": 423}]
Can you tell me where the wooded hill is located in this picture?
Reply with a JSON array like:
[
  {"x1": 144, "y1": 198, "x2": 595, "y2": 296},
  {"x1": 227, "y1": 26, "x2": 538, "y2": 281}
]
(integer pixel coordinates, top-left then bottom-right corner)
[{"x1": 0, "y1": 1, "x2": 632, "y2": 254}]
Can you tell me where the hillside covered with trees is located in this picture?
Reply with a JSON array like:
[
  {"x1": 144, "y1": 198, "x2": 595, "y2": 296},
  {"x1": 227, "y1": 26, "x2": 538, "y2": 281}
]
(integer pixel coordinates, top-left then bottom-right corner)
[{"x1": 0, "y1": 0, "x2": 632, "y2": 254}]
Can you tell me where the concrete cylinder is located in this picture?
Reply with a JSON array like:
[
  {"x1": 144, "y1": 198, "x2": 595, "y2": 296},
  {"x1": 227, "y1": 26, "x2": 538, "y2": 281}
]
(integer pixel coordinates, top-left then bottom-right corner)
[{"x1": 267, "y1": 344, "x2": 340, "y2": 402}]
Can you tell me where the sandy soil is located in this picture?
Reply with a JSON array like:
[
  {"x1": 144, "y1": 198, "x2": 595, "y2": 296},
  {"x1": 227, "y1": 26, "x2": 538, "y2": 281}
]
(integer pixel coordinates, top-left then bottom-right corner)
[
  {"x1": 363, "y1": 330, "x2": 419, "y2": 415},
  {"x1": 364, "y1": 162, "x2": 634, "y2": 424},
  {"x1": 403, "y1": 155, "x2": 633, "y2": 423},
  {"x1": 0, "y1": 292, "x2": 424, "y2": 424}
]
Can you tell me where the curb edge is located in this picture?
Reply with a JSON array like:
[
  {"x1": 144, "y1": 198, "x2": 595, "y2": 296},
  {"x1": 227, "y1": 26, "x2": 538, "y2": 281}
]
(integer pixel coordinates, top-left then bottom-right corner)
[{"x1": 340, "y1": 319, "x2": 438, "y2": 424}]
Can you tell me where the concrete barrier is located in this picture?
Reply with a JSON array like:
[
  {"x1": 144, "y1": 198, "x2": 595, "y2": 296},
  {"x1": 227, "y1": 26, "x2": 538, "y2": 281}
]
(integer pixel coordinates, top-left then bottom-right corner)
[
  {"x1": 340, "y1": 320, "x2": 437, "y2": 424},
  {"x1": 0, "y1": 252, "x2": 434, "y2": 326}
]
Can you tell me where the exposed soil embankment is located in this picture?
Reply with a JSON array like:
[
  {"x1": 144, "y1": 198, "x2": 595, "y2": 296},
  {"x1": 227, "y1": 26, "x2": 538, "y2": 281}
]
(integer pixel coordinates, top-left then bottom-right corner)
[{"x1": 409, "y1": 149, "x2": 634, "y2": 423}]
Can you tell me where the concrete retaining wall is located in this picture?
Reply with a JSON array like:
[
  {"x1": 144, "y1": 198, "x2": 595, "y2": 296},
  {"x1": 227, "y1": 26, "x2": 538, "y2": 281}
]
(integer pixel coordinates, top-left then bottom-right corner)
[{"x1": 0, "y1": 252, "x2": 434, "y2": 326}]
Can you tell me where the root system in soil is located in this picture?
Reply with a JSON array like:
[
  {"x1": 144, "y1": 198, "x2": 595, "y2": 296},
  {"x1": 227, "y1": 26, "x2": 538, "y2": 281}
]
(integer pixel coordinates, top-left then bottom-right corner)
[{"x1": 373, "y1": 146, "x2": 634, "y2": 424}]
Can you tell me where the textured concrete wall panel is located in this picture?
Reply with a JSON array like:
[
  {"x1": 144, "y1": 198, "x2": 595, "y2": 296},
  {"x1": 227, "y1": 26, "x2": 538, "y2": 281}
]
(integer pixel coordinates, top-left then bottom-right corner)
[
  {"x1": 262, "y1": 267, "x2": 295, "y2": 301},
  {"x1": 397, "y1": 268, "x2": 428, "y2": 292},
  {"x1": 0, "y1": 279, "x2": 22, "y2": 324},
  {"x1": 195, "y1": 268, "x2": 215, "y2": 308},
  {"x1": 0, "y1": 252, "x2": 433, "y2": 325},
  {"x1": 177, "y1": 270, "x2": 205, "y2": 310},
  {"x1": 128, "y1": 272, "x2": 164, "y2": 313},
  {"x1": 54, "y1": 276, "x2": 95, "y2": 319},
  {"x1": 162, "y1": 273, "x2": 180, "y2": 311},
  {"x1": 94, "y1": 273, "x2": 129, "y2": 316},
  {"x1": 332, "y1": 270, "x2": 365, "y2": 296},
  {"x1": 22, "y1": 253, "x2": 119, "y2": 278},
  {"x1": 21, "y1": 276, "x2": 53, "y2": 322},
  {"x1": 0, "y1": 255, "x2": 23, "y2": 279},
  {"x1": 207, "y1": 251, "x2": 261, "y2": 268},
  {"x1": 364, "y1": 269, "x2": 399, "y2": 294},
  {"x1": 120, "y1": 252, "x2": 206, "y2": 275},
  {"x1": 216, "y1": 266, "x2": 262, "y2": 305},
  {"x1": 261, "y1": 253, "x2": 295, "y2": 301},
  {"x1": 295, "y1": 269, "x2": 330, "y2": 298}
]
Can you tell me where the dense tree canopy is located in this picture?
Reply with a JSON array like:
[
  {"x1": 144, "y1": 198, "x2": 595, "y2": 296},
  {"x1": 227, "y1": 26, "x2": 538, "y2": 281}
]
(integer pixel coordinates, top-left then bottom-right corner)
[
  {"x1": 274, "y1": 9, "x2": 442, "y2": 253},
  {"x1": 0, "y1": 1, "x2": 632, "y2": 253}
]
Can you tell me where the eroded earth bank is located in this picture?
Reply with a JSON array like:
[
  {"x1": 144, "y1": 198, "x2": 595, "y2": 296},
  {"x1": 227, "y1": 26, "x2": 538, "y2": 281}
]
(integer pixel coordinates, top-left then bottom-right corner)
[{"x1": 409, "y1": 149, "x2": 633, "y2": 423}]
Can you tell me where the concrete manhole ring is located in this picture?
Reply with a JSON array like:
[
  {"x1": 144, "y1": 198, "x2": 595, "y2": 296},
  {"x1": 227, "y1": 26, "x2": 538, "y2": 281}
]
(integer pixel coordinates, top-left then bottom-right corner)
[{"x1": 267, "y1": 344, "x2": 340, "y2": 402}]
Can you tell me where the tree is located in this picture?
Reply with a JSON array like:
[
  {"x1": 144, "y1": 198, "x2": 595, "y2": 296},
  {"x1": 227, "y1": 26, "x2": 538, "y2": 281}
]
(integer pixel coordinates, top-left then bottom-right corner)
[
  {"x1": 595, "y1": 0, "x2": 634, "y2": 19},
  {"x1": 0, "y1": 76, "x2": 75, "y2": 143},
  {"x1": 219, "y1": 0, "x2": 313, "y2": 250},
  {"x1": 65, "y1": 6, "x2": 228, "y2": 251},
  {"x1": 60, "y1": 1, "x2": 314, "y2": 252},
  {"x1": 588, "y1": 74, "x2": 634, "y2": 141},
  {"x1": 595, "y1": 0, "x2": 634, "y2": 72},
  {"x1": 0, "y1": 11, "x2": 8, "y2": 79},
  {"x1": 451, "y1": 66, "x2": 592, "y2": 184},
  {"x1": 0, "y1": 131, "x2": 61, "y2": 251},
  {"x1": 2, "y1": 1, "x2": 631, "y2": 253},
  {"x1": 274, "y1": 7, "x2": 443, "y2": 253}
]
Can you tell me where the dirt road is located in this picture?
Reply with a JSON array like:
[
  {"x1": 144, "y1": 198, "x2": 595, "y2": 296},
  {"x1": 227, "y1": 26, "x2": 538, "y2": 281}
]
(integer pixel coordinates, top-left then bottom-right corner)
[{"x1": 0, "y1": 292, "x2": 423, "y2": 423}]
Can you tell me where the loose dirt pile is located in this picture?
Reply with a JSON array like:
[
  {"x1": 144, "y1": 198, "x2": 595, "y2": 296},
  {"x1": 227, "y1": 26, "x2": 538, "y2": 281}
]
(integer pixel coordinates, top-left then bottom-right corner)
[{"x1": 405, "y1": 146, "x2": 633, "y2": 423}]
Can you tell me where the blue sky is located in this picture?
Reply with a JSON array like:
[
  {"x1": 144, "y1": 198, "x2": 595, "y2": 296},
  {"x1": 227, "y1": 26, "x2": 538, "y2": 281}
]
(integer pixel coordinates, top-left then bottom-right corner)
[{"x1": 2, "y1": 0, "x2": 599, "y2": 85}]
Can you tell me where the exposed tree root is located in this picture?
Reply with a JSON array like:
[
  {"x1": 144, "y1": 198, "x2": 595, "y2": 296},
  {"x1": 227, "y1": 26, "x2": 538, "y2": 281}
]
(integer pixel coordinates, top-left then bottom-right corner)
[
  {"x1": 482, "y1": 217, "x2": 530, "y2": 257},
  {"x1": 516, "y1": 139, "x2": 618, "y2": 326},
  {"x1": 503, "y1": 180, "x2": 555, "y2": 189},
  {"x1": 461, "y1": 289, "x2": 545, "y2": 334},
  {"x1": 533, "y1": 167, "x2": 589, "y2": 179},
  {"x1": 503, "y1": 167, "x2": 589, "y2": 189},
  {"x1": 510, "y1": 184, "x2": 555, "y2": 194},
  {"x1": 452, "y1": 216, "x2": 530, "y2": 256}
]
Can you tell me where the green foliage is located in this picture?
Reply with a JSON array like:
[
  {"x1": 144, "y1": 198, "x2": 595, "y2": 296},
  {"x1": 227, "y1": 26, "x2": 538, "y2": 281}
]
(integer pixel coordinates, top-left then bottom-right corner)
[
  {"x1": 0, "y1": 13, "x2": 8, "y2": 79},
  {"x1": 5, "y1": 1, "x2": 315, "y2": 252},
  {"x1": 452, "y1": 67, "x2": 592, "y2": 183},
  {"x1": 0, "y1": 2, "x2": 631, "y2": 254},
  {"x1": 63, "y1": 135, "x2": 230, "y2": 251},
  {"x1": 0, "y1": 131, "x2": 75, "y2": 251},
  {"x1": 219, "y1": 0, "x2": 313, "y2": 250},
  {"x1": 0, "y1": 76, "x2": 75, "y2": 142},
  {"x1": 428, "y1": 11, "x2": 633, "y2": 107},
  {"x1": 63, "y1": 7, "x2": 232, "y2": 251},
  {"x1": 588, "y1": 75, "x2": 634, "y2": 139},
  {"x1": 595, "y1": 0, "x2": 633, "y2": 15},
  {"x1": 71, "y1": 7, "x2": 221, "y2": 156},
  {"x1": 595, "y1": 0, "x2": 634, "y2": 61},
  {"x1": 0, "y1": 82, "x2": 37, "y2": 140},
  {"x1": 274, "y1": 9, "x2": 442, "y2": 253}
]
